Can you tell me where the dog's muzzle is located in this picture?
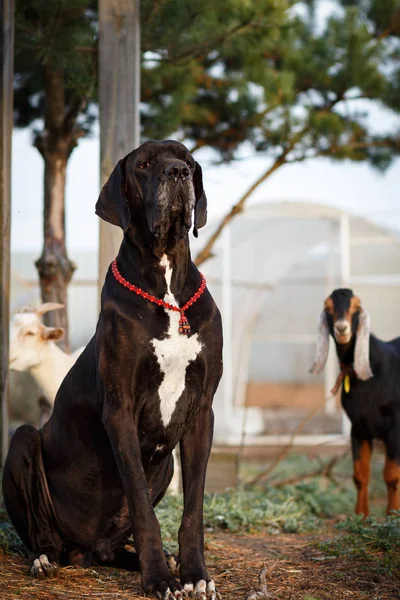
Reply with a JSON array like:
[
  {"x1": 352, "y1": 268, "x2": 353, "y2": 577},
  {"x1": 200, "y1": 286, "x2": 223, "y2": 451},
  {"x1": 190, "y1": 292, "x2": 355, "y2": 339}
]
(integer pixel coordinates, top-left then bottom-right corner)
[{"x1": 152, "y1": 176, "x2": 195, "y2": 242}]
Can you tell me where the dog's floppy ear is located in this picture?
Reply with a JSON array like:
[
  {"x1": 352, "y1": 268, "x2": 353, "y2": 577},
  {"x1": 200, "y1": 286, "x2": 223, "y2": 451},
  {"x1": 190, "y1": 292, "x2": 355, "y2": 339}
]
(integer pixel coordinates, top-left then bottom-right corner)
[
  {"x1": 193, "y1": 161, "x2": 207, "y2": 238},
  {"x1": 95, "y1": 156, "x2": 131, "y2": 231}
]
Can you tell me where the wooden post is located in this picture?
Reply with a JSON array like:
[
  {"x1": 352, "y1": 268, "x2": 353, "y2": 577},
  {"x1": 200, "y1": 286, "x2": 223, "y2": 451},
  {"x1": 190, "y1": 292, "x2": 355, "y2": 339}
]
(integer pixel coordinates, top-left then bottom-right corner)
[
  {"x1": 98, "y1": 0, "x2": 140, "y2": 291},
  {"x1": 0, "y1": 0, "x2": 14, "y2": 464}
]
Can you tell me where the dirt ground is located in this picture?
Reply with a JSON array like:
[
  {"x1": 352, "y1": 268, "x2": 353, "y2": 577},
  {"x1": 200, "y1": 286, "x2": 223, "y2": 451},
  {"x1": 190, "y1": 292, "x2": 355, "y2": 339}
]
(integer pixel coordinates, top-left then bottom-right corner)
[{"x1": 0, "y1": 525, "x2": 398, "y2": 600}]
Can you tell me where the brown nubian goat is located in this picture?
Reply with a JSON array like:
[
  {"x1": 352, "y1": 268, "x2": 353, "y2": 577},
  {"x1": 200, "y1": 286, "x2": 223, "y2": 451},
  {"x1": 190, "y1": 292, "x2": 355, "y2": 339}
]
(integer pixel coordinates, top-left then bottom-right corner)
[{"x1": 310, "y1": 288, "x2": 400, "y2": 516}]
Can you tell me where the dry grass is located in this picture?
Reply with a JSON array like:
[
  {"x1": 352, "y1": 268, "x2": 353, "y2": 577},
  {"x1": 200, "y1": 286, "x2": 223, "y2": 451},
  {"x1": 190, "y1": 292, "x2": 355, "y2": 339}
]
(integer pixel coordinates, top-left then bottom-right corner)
[{"x1": 1, "y1": 526, "x2": 399, "y2": 600}]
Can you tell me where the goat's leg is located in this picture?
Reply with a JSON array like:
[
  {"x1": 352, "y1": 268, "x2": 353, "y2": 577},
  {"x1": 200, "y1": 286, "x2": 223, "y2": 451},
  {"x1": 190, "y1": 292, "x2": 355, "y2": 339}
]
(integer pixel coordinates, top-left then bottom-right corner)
[
  {"x1": 383, "y1": 457, "x2": 400, "y2": 514},
  {"x1": 2, "y1": 425, "x2": 63, "y2": 578},
  {"x1": 383, "y1": 421, "x2": 400, "y2": 514},
  {"x1": 383, "y1": 425, "x2": 400, "y2": 514},
  {"x1": 351, "y1": 435, "x2": 372, "y2": 516}
]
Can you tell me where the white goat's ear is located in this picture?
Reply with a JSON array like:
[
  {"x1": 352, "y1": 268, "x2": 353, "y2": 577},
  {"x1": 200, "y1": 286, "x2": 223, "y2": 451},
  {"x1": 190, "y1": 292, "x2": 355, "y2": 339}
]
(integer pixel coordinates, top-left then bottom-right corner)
[
  {"x1": 354, "y1": 308, "x2": 373, "y2": 381},
  {"x1": 41, "y1": 326, "x2": 64, "y2": 342},
  {"x1": 309, "y1": 310, "x2": 330, "y2": 375},
  {"x1": 36, "y1": 303, "x2": 65, "y2": 317}
]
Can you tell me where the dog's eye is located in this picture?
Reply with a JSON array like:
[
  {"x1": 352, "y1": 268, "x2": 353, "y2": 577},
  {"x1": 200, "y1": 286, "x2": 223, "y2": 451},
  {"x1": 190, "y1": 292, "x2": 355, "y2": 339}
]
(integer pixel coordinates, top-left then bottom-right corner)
[
  {"x1": 185, "y1": 161, "x2": 192, "y2": 168},
  {"x1": 138, "y1": 161, "x2": 150, "y2": 170}
]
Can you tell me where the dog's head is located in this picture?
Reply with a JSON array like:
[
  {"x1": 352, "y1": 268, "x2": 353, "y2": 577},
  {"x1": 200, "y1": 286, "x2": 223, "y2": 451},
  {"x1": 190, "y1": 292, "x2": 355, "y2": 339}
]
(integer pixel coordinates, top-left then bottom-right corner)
[{"x1": 95, "y1": 140, "x2": 207, "y2": 251}]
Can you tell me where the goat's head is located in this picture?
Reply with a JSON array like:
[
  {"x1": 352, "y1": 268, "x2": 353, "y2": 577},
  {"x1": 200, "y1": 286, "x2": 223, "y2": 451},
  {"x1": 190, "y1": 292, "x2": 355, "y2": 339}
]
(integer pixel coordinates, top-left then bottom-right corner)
[
  {"x1": 9, "y1": 303, "x2": 65, "y2": 372},
  {"x1": 309, "y1": 289, "x2": 373, "y2": 381}
]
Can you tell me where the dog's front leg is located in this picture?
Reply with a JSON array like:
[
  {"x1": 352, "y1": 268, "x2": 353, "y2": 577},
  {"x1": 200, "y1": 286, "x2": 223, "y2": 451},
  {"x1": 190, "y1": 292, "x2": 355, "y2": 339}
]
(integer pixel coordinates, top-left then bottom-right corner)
[
  {"x1": 103, "y1": 403, "x2": 184, "y2": 599},
  {"x1": 179, "y1": 407, "x2": 220, "y2": 599}
]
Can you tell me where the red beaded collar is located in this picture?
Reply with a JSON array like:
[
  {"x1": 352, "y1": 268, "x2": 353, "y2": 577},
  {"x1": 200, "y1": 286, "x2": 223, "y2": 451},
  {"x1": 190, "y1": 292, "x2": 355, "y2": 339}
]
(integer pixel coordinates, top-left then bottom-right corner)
[{"x1": 111, "y1": 259, "x2": 206, "y2": 336}]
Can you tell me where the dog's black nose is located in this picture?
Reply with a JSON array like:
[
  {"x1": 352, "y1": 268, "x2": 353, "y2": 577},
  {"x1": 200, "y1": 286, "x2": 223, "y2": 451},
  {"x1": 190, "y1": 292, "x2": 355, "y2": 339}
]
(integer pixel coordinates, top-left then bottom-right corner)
[{"x1": 165, "y1": 162, "x2": 190, "y2": 181}]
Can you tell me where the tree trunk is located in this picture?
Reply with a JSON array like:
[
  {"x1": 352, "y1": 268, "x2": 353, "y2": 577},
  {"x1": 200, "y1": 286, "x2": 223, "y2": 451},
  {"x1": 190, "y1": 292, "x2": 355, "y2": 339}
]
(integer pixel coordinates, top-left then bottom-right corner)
[
  {"x1": 0, "y1": 0, "x2": 14, "y2": 464},
  {"x1": 34, "y1": 66, "x2": 78, "y2": 351},
  {"x1": 98, "y1": 0, "x2": 141, "y2": 294},
  {"x1": 35, "y1": 147, "x2": 76, "y2": 351}
]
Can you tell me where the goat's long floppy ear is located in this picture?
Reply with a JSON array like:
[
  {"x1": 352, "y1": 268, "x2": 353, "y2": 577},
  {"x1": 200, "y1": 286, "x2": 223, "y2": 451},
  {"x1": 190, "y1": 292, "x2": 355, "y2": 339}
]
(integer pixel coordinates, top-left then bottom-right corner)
[
  {"x1": 95, "y1": 156, "x2": 131, "y2": 231},
  {"x1": 354, "y1": 309, "x2": 373, "y2": 380},
  {"x1": 309, "y1": 310, "x2": 330, "y2": 375},
  {"x1": 193, "y1": 161, "x2": 207, "y2": 237}
]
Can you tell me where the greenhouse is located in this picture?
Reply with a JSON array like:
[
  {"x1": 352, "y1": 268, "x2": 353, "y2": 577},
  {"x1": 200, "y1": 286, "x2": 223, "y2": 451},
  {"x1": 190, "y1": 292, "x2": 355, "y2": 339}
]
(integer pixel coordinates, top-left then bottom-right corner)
[{"x1": 190, "y1": 201, "x2": 400, "y2": 444}]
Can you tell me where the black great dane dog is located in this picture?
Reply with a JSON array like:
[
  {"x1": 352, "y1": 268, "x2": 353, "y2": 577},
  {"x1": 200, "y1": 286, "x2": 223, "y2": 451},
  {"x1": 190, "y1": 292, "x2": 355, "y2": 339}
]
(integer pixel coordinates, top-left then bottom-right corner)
[{"x1": 3, "y1": 140, "x2": 223, "y2": 599}]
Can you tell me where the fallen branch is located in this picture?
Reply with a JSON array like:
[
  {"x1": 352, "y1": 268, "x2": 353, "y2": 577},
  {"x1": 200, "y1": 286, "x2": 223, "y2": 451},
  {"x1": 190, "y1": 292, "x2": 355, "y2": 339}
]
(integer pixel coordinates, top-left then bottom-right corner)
[
  {"x1": 268, "y1": 448, "x2": 349, "y2": 489},
  {"x1": 247, "y1": 409, "x2": 319, "y2": 486},
  {"x1": 246, "y1": 568, "x2": 277, "y2": 600}
]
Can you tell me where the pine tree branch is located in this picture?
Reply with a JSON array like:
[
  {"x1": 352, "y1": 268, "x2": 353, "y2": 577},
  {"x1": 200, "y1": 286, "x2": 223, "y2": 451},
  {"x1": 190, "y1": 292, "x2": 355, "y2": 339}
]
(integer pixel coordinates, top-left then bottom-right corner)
[
  {"x1": 160, "y1": 19, "x2": 273, "y2": 66},
  {"x1": 63, "y1": 96, "x2": 87, "y2": 134},
  {"x1": 194, "y1": 148, "x2": 291, "y2": 266},
  {"x1": 374, "y1": 9, "x2": 400, "y2": 43}
]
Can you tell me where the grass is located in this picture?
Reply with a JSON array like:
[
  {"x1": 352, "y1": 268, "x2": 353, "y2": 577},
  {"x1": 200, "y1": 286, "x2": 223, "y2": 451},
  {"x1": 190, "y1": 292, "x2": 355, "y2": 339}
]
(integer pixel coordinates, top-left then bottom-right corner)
[
  {"x1": 157, "y1": 472, "x2": 358, "y2": 553},
  {"x1": 0, "y1": 452, "x2": 395, "y2": 561},
  {"x1": 318, "y1": 512, "x2": 400, "y2": 578}
]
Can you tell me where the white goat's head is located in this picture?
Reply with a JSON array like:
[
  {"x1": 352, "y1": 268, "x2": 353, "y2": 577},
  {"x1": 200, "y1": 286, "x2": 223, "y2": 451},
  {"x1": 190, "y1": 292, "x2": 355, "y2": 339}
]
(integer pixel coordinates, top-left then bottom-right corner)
[
  {"x1": 9, "y1": 303, "x2": 65, "y2": 372},
  {"x1": 309, "y1": 288, "x2": 373, "y2": 381}
]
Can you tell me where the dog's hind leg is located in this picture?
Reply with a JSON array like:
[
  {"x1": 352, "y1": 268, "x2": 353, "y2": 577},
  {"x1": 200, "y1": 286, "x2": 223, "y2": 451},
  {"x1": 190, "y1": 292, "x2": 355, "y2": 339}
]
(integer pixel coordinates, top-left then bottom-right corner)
[
  {"x1": 2, "y1": 425, "x2": 63, "y2": 579},
  {"x1": 104, "y1": 543, "x2": 179, "y2": 578}
]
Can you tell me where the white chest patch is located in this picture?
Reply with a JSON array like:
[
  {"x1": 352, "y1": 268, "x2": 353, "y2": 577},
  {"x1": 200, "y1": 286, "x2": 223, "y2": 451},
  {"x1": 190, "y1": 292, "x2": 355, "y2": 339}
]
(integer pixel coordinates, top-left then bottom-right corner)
[{"x1": 151, "y1": 255, "x2": 202, "y2": 428}]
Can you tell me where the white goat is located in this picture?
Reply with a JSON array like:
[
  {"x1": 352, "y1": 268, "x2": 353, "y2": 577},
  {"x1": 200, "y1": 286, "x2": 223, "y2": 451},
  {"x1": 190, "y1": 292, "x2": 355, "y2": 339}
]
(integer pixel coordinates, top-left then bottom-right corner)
[{"x1": 9, "y1": 303, "x2": 84, "y2": 413}]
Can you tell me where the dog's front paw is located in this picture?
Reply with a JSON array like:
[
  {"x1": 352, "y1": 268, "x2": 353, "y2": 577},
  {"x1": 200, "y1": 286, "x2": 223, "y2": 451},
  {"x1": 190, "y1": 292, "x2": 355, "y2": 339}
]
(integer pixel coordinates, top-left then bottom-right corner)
[
  {"x1": 29, "y1": 554, "x2": 59, "y2": 579},
  {"x1": 183, "y1": 579, "x2": 221, "y2": 599}
]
